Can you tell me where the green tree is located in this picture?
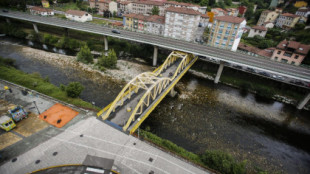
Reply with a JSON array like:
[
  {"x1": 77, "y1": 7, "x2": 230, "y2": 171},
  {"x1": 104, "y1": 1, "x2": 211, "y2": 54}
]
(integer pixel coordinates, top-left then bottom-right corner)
[
  {"x1": 97, "y1": 49, "x2": 118, "y2": 69},
  {"x1": 245, "y1": 6, "x2": 254, "y2": 20},
  {"x1": 224, "y1": 0, "x2": 232, "y2": 6},
  {"x1": 65, "y1": 82, "x2": 84, "y2": 98},
  {"x1": 151, "y1": 6, "x2": 159, "y2": 15},
  {"x1": 200, "y1": 0, "x2": 209, "y2": 6},
  {"x1": 77, "y1": 45, "x2": 93, "y2": 64},
  {"x1": 218, "y1": 0, "x2": 225, "y2": 9}
]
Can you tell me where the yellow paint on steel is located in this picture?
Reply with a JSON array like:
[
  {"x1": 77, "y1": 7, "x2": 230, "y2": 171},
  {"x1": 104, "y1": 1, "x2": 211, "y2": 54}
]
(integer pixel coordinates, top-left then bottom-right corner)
[
  {"x1": 129, "y1": 56, "x2": 198, "y2": 134},
  {"x1": 29, "y1": 164, "x2": 81, "y2": 174}
]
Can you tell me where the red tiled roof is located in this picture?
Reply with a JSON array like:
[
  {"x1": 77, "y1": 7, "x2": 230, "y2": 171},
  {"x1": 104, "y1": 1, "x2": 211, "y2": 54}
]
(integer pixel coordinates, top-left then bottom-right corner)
[
  {"x1": 66, "y1": 10, "x2": 87, "y2": 17},
  {"x1": 276, "y1": 40, "x2": 310, "y2": 55},
  {"x1": 165, "y1": 6, "x2": 201, "y2": 15},
  {"x1": 112, "y1": 22, "x2": 123, "y2": 26},
  {"x1": 119, "y1": 1, "x2": 132, "y2": 5},
  {"x1": 297, "y1": 7, "x2": 310, "y2": 12},
  {"x1": 281, "y1": 13, "x2": 300, "y2": 18},
  {"x1": 214, "y1": 16, "x2": 245, "y2": 24},
  {"x1": 165, "y1": 1, "x2": 200, "y2": 7},
  {"x1": 252, "y1": 25, "x2": 267, "y2": 31},
  {"x1": 133, "y1": 1, "x2": 164, "y2": 6},
  {"x1": 257, "y1": 49, "x2": 273, "y2": 57},
  {"x1": 89, "y1": 0, "x2": 112, "y2": 3},
  {"x1": 201, "y1": 14, "x2": 209, "y2": 18},
  {"x1": 147, "y1": 15, "x2": 165, "y2": 24},
  {"x1": 30, "y1": 6, "x2": 53, "y2": 12},
  {"x1": 238, "y1": 43, "x2": 261, "y2": 54}
]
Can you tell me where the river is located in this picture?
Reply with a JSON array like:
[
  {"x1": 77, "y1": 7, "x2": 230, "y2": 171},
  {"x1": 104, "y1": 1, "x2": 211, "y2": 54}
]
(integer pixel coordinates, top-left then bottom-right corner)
[{"x1": 1, "y1": 37, "x2": 310, "y2": 174}]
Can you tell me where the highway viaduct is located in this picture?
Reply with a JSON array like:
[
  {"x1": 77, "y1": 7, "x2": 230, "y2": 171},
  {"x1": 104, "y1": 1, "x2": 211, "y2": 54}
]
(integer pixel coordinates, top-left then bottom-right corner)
[{"x1": 0, "y1": 10, "x2": 309, "y2": 109}]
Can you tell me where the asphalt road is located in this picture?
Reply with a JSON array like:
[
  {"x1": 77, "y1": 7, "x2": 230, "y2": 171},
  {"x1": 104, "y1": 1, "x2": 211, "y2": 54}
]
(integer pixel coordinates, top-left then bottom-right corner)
[{"x1": 1, "y1": 10, "x2": 310, "y2": 83}]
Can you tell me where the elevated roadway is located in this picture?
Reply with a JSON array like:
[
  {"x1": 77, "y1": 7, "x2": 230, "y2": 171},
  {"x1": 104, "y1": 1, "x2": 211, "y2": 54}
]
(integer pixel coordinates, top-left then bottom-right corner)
[{"x1": 1, "y1": 10, "x2": 310, "y2": 83}]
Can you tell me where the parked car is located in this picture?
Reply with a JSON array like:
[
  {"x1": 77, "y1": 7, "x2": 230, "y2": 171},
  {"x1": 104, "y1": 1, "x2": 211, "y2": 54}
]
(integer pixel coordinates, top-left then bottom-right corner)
[
  {"x1": 2, "y1": 9, "x2": 9, "y2": 13},
  {"x1": 111, "y1": 29, "x2": 120, "y2": 34}
]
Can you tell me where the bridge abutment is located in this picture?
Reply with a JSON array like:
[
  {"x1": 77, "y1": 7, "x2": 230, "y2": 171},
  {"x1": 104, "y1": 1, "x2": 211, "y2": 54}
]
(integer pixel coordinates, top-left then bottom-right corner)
[
  {"x1": 33, "y1": 23, "x2": 39, "y2": 33},
  {"x1": 170, "y1": 87, "x2": 177, "y2": 97},
  {"x1": 153, "y1": 46, "x2": 158, "y2": 66},
  {"x1": 6, "y1": 18, "x2": 10, "y2": 24},
  {"x1": 104, "y1": 36, "x2": 108, "y2": 56},
  {"x1": 214, "y1": 61, "x2": 225, "y2": 84},
  {"x1": 297, "y1": 92, "x2": 310, "y2": 110}
]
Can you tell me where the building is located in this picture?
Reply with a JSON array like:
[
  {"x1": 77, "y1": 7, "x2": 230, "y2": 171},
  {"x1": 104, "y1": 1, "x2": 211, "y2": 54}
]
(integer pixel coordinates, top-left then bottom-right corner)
[
  {"x1": 271, "y1": 40, "x2": 310, "y2": 65},
  {"x1": 257, "y1": 10, "x2": 280, "y2": 26},
  {"x1": 41, "y1": 0, "x2": 50, "y2": 8},
  {"x1": 200, "y1": 14, "x2": 211, "y2": 27},
  {"x1": 226, "y1": 8, "x2": 239, "y2": 17},
  {"x1": 164, "y1": 1, "x2": 206, "y2": 14},
  {"x1": 118, "y1": 1, "x2": 132, "y2": 15},
  {"x1": 145, "y1": 15, "x2": 165, "y2": 35},
  {"x1": 89, "y1": 0, "x2": 118, "y2": 14},
  {"x1": 296, "y1": 7, "x2": 310, "y2": 17},
  {"x1": 211, "y1": 8, "x2": 227, "y2": 16},
  {"x1": 238, "y1": 43, "x2": 262, "y2": 56},
  {"x1": 30, "y1": 6, "x2": 54, "y2": 16},
  {"x1": 248, "y1": 25, "x2": 267, "y2": 38},
  {"x1": 131, "y1": 1, "x2": 165, "y2": 16},
  {"x1": 294, "y1": 1, "x2": 308, "y2": 8},
  {"x1": 208, "y1": 16, "x2": 246, "y2": 51},
  {"x1": 65, "y1": 10, "x2": 92, "y2": 22},
  {"x1": 164, "y1": 7, "x2": 201, "y2": 42},
  {"x1": 238, "y1": 6, "x2": 247, "y2": 17},
  {"x1": 269, "y1": 0, "x2": 284, "y2": 8},
  {"x1": 276, "y1": 13, "x2": 300, "y2": 29},
  {"x1": 262, "y1": 21, "x2": 275, "y2": 29}
]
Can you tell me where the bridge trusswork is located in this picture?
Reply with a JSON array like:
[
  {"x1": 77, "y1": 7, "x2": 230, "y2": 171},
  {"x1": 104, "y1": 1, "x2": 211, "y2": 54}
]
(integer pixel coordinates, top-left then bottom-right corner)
[{"x1": 97, "y1": 51, "x2": 197, "y2": 134}]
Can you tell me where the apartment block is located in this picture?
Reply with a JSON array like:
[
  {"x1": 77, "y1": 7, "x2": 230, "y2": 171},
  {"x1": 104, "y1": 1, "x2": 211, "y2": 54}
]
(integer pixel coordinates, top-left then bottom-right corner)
[
  {"x1": 257, "y1": 9, "x2": 281, "y2": 26},
  {"x1": 271, "y1": 40, "x2": 310, "y2": 65},
  {"x1": 295, "y1": 7, "x2": 310, "y2": 17},
  {"x1": 123, "y1": 14, "x2": 165, "y2": 35},
  {"x1": 131, "y1": 1, "x2": 165, "y2": 16},
  {"x1": 208, "y1": 16, "x2": 246, "y2": 51},
  {"x1": 164, "y1": 7, "x2": 201, "y2": 42},
  {"x1": 89, "y1": 0, "x2": 117, "y2": 14},
  {"x1": 118, "y1": 1, "x2": 132, "y2": 15},
  {"x1": 276, "y1": 13, "x2": 300, "y2": 29},
  {"x1": 164, "y1": 1, "x2": 207, "y2": 14}
]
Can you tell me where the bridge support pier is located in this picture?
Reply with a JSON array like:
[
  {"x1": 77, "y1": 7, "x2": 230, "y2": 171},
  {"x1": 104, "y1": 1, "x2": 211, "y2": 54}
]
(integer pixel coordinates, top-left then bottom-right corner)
[
  {"x1": 33, "y1": 23, "x2": 39, "y2": 33},
  {"x1": 64, "y1": 28, "x2": 69, "y2": 37},
  {"x1": 6, "y1": 18, "x2": 11, "y2": 24},
  {"x1": 104, "y1": 36, "x2": 108, "y2": 56},
  {"x1": 214, "y1": 61, "x2": 224, "y2": 84},
  {"x1": 297, "y1": 92, "x2": 310, "y2": 110},
  {"x1": 153, "y1": 46, "x2": 158, "y2": 66},
  {"x1": 170, "y1": 87, "x2": 177, "y2": 97}
]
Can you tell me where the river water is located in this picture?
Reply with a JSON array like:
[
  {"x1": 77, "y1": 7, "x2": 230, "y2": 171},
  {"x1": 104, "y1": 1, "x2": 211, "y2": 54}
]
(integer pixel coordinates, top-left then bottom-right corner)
[{"x1": 1, "y1": 38, "x2": 310, "y2": 173}]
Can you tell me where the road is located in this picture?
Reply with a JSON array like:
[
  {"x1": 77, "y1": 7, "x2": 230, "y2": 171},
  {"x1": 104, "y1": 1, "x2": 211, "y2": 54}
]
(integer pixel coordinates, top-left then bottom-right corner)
[{"x1": 1, "y1": 10, "x2": 310, "y2": 83}]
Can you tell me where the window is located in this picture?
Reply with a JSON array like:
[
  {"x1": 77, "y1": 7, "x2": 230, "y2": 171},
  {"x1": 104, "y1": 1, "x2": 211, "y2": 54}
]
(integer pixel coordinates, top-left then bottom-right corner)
[
  {"x1": 294, "y1": 55, "x2": 299, "y2": 59},
  {"x1": 284, "y1": 52, "x2": 292, "y2": 57},
  {"x1": 275, "y1": 56, "x2": 278, "y2": 60},
  {"x1": 277, "y1": 51, "x2": 281, "y2": 54}
]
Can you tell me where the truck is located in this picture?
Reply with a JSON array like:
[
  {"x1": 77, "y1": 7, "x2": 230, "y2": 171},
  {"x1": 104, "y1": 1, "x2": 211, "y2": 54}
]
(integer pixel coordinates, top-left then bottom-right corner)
[
  {"x1": 8, "y1": 105, "x2": 28, "y2": 122},
  {"x1": 0, "y1": 115, "x2": 16, "y2": 131}
]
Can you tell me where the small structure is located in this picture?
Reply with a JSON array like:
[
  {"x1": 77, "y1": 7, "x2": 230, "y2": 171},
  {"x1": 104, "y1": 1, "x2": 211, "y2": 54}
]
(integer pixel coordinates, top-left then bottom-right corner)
[
  {"x1": 30, "y1": 6, "x2": 54, "y2": 16},
  {"x1": 0, "y1": 115, "x2": 16, "y2": 131},
  {"x1": 271, "y1": 40, "x2": 310, "y2": 65},
  {"x1": 248, "y1": 25, "x2": 267, "y2": 38},
  {"x1": 238, "y1": 43, "x2": 261, "y2": 56},
  {"x1": 41, "y1": 0, "x2": 50, "y2": 8},
  {"x1": 65, "y1": 10, "x2": 92, "y2": 22},
  {"x1": 8, "y1": 105, "x2": 28, "y2": 122}
]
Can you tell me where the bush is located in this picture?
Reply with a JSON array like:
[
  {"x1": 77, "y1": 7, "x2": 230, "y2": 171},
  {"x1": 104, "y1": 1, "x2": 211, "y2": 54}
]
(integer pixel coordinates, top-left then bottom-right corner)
[
  {"x1": 31, "y1": 31, "x2": 42, "y2": 42},
  {"x1": 65, "y1": 82, "x2": 84, "y2": 98},
  {"x1": 0, "y1": 57, "x2": 16, "y2": 67},
  {"x1": 77, "y1": 45, "x2": 93, "y2": 64},
  {"x1": 97, "y1": 49, "x2": 117, "y2": 69},
  {"x1": 200, "y1": 150, "x2": 246, "y2": 174}
]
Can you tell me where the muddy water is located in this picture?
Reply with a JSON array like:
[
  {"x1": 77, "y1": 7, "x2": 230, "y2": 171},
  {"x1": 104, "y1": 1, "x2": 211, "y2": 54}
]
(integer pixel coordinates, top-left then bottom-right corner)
[{"x1": 1, "y1": 39, "x2": 310, "y2": 173}]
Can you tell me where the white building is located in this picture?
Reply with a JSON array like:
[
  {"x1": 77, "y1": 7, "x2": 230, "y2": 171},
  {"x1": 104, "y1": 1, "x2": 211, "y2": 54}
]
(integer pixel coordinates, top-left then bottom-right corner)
[
  {"x1": 145, "y1": 15, "x2": 165, "y2": 35},
  {"x1": 208, "y1": 16, "x2": 246, "y2": 51},
  {"x1": 89, "y1": 0, "x2": 118, "y2": 14},
  {"x1": 164, "y1": 1, "x2": 206, "y2": 14},
  {"x1": 65, "y1": 10, "x2": 92, "y2": 22},
  {"x1": 164, "y1": 7, "x2": 201, "y2": 42},
  {"x1": 30, "y1": 6, "x2": 54, "y2": 16},
  {"x1": 118, "y1": 1, "x2": 132, "y2": 15},
  {"x1": 248, "y1": 25, "x2": 267, "y2": 38},
  {"x1": 211, "y1": 8, "x2": 227, "y2": 16},
  {"x1": 295, "y1": 7, "x2": 310, "y2": 17}
]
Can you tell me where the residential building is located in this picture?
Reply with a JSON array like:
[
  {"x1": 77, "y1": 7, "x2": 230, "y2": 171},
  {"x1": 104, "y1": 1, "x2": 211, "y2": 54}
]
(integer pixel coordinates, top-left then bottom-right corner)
[
  {"x1": 200, "y1": 14, "x2": 211, "y2": 27},
  {"x1": 118, "y1": 1, "x2": 132, "y2": 15},
  {"x1": 131, "y1": 1, "x2": 165, "y2": 16},
  {"x1": 208, "y1": 16, "x2": 246, "y2": 51},
  {"x1": 65, "y1": 10, "x2": 92, "y2": 22},
  {"x1": 89, "y1": 0, "x2": 118, "y2": 14},
  {"x1": 248, "y1": 26, "x2": 267, "y2": 38},
  {"x1": 145, "y1": 15, "x2": 165, "y2": 35},
  {"x1": 211, "y1": 8, "x2": 227, "y2": 16},
  {"x1": 271, "y1": 40, "x2": 310, "y2": 65},
  {"x1": 238, "y1": 43, "x2": 275, "y2": 57},
  {"x1": 276, "y1": 13, "x2": 300, "y2": 29},
  {"x1": 164, "y1": 1, "x2": 206, "y2": 14},
  {"x1": 30, "y1": 6, "x2": 54, "y2": 16},
  {"x1": 238, "y1": 6, "x2": 247, "y2": 17},
  {"x1": 164, "y1": 7, "x2": 201, "y2": 42},
  {"x1": 257, "y1": 10, "x2": 281, "y2": 26},
  {"x1": 294, "y1": 1, "x2": 308, "y2": 8},
  {"x1": 226, "y1": 8, "x2": 239, "y2": 17},
  {"x1": 41, "y1": 0, "x2": 50, "y2": 8},
  {"x1": 296, "y1": 7, "x2": 310, "y2": 17}
]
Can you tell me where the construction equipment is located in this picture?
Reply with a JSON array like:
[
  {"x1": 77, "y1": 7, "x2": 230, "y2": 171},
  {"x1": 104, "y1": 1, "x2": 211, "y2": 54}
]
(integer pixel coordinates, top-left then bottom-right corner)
[
  {"x1": 8, "y1": 105, "x2": 28, "y2": 122},
  {"x1": 0, "y1": 115, "x2": 16, "y2": 131}
]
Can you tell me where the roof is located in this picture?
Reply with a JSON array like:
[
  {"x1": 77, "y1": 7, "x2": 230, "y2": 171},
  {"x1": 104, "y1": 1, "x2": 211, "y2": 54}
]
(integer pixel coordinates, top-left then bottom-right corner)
[
  {"x1": 30, "y1": 6, "x2": 53, "y2": 12},
  {"x1": 257, "y1": 49, "x2": 274, "y2": 57},
  {"x1": 147, "y1": 15, "x2": 165, "y2": 24},
  {"x1": 238, "y1": 43, "x2": 261, "y2": 54},
  {"x1": 226, "y1": 8, "x2": 238, "y2": 12},
  {"x1": 165, "y1": 6, "x2": 201, "y2": 15},
  {"x1": 252, "y1": 25, "x2": 267, "y2": 31},
  {"x1": 281, "y1": 13, "x2": 300, "y2": 18},
  {"x1": 201, "y1": 14, "x2": 209, "y2": 18},
  {"x1": 66, "y1": 10, "x2": 87, "y2": 17},
  {"x1": 297, "y1": 7, "x2": 310, "y2": 12},
  {"x1": 276, "y1": 40, "x2": 310, "y2": 55},
  {"x1": 214, "y1": 16, "x2": 245, "y2": 24},
  {"x1": 133, "y1": 1, "x2": 164, "y2": 6},
  {"x1": 89, "y1": 0, "x2": 112, "y2": 3},
  {"x1": 119, "y1": 1, "x2": 132, "y2": 5},
  {"x1": 165, "y1": 1, "x2": 200, "y2": 7},
  {"x1": 112, "y1": 21, "x2": 123, "y2": 26}
]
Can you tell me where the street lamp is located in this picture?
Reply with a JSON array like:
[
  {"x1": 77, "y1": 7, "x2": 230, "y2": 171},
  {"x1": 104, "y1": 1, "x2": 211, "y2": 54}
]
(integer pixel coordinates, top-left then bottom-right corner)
[{"x1": 33, "y1": 101, "x2": 40, "y2": 115}]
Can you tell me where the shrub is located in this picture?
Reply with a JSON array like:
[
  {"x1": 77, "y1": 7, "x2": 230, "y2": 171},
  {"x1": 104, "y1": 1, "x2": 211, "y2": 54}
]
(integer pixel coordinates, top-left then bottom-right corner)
[
  {"x1": 77, "y1": 45, "x2": 93, "y2": 64},
  {"x1": 200, "y1": 150, "x2": 246, "y2": 174},
  {"x1": 97, "y1": 49, "x2": 117, "y2": 69},
  {"x1": 64, "y1": 82, "x2": 84, "y2": 98}
]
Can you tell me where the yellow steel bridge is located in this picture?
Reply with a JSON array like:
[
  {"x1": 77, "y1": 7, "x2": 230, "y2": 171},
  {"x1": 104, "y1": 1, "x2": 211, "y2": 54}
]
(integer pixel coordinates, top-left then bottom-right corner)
[{"x1": 97, "y1": 51, "x2": 197, "y2": 134}]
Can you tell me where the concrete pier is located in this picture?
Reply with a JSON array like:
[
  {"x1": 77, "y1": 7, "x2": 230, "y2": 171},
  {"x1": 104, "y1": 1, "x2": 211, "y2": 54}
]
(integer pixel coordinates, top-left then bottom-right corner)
[
  {"x1": 297, "y1": 92, "x2": 310, "y2": 110},
  {"x1": 153, "y1": 46, "x2": 158, "y2": 66},
  {"x1": 33, "y1": 23, "x2": 39, "y2": 33},
  {"x1": 214, "y1": 61, "x2": 225, "y2": 84},
  {"x1": 64, "y1": 28, "x2": 69, "y2": 37},
  {"x1": 170, "y1": 87, "x2": 177, "y2": 97},
  {"x1": 104, "y1": 36, "x2": 108, "y2": 56},
  {"x1": 6, "y1": 18, "x2": 10, "y2": 23}
]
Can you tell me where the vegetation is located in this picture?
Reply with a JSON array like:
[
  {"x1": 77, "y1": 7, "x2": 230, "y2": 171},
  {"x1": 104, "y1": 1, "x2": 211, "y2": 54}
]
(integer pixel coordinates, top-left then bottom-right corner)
[
  {"x1": 0, "y1": 23, "x2": 27, "y2": 39},
  {"x1": 151, "y1": 6, "x2": 160, "y2": 15},
  {"x1": 77, "y1": 45, "x2": 93, "y2": 64},
  {"x1": 61, "y1": 82, "x2": 85, "y2": 98},
  {"x1": 97, "y1": 49, "x2": 118, "y2": 69},
  {"x1": 0, "y1": 56, "x2": 99, "y2": 110},
  {"x1": 241, "y1": 35, "x2": 276, "y2": 49}
]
